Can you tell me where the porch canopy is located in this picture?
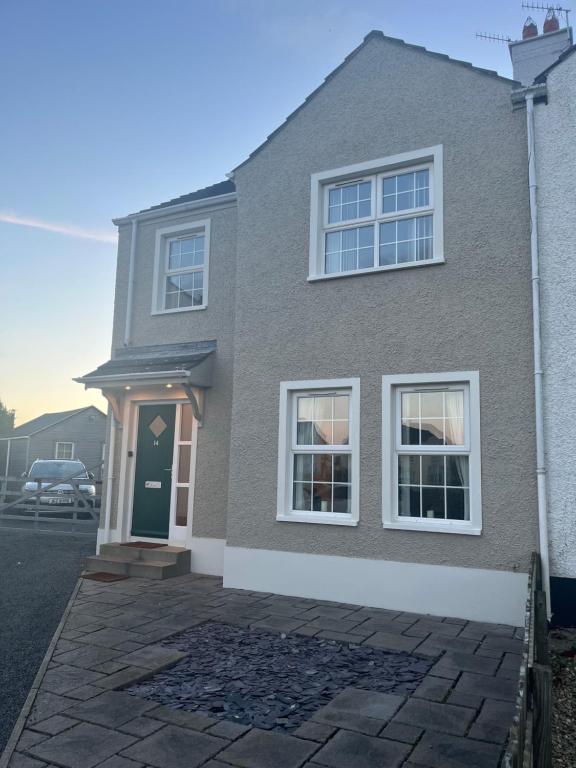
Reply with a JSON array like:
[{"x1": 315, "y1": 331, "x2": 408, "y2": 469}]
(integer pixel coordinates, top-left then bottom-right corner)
[{"x1": 74, "y1": 340, "x2": 216, "y2": 422}]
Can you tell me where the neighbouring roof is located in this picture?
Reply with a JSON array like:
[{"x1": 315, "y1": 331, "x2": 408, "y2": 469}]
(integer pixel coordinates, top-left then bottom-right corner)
[
  {"x1": 135, "y1": 180, "x2": 236, "y2": 216},
  {"x1": 76, "y1": 341, "x2": 217, "y2": 383},
  {"x1": 232, "y1": 30, "x2": 518, "y2": 172},
  {"x1": 3, "y1": 406, "x2": 105, "y2": 439},
  {"x1": 535, "y1": 43, "x2": 576, "y2": 82}
]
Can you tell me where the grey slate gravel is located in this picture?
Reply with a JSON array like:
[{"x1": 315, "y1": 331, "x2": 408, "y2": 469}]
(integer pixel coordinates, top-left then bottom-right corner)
[{"x1": 126, "y1": 622, "x2": 430, "y2": 732}]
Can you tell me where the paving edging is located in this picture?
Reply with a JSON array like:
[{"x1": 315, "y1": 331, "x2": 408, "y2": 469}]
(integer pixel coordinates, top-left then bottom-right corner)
[{"x1": 0, "y1": 577, "x2": 83, "y2": 768}]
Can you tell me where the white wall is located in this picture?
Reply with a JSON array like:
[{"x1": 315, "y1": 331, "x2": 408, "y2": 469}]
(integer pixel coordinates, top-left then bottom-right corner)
[{"x1": 536, "y1": 52, "x2": 576, "y2": 580}]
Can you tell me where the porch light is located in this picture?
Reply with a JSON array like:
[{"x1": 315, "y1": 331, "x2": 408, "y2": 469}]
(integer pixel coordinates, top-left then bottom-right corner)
[
  {"x1": 125, "y1": 385, "x2": 131, "y2": 390},
  {"x1": 166, "y1": 383, "x2": 173, "y2": 388}
]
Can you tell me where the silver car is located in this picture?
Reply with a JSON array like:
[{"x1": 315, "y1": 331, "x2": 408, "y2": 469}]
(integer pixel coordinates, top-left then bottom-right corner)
[{"x1": 22, "y1": 459, "x2": 96, "y2": 507}]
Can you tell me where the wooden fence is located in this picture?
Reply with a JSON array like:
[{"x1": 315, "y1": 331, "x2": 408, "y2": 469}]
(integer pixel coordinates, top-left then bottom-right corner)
[{"x1": 502, "y1": 552, "x2": 551, "y2": 768}]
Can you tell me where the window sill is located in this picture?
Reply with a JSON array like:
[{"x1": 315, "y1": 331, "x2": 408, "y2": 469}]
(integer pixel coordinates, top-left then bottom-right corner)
[
  {"x1": 151, "y1": 305, "x2": 207, "y2": 316},
  {"x1": 277, "y1": 513, "x2": 358, "y2": 527},
  {"x1": 308, "y1": 257, "x2": 444, "y2": 282},
  {"x1": 383, "y1": 519, "x2": 481, "y2": 536}
]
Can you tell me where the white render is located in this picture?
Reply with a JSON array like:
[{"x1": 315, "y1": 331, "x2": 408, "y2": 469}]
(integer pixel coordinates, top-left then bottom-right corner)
[
  {"x1": 509, "y1": 28, "x2": 572, "y2": 86},
  {"x1": 223, "y1": 546, "x2": 528, "y2": 626},
  {"x1": 535, "y1": 51, "x2": 576, "y2": 580}
]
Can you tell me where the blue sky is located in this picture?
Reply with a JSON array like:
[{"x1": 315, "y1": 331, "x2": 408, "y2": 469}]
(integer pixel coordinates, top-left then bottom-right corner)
[{"x1": 0, "y1": 0, "x2": 529, "y2": 424}]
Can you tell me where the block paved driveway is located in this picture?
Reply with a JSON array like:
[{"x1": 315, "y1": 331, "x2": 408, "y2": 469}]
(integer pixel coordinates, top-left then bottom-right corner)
[
  {"x1": 0, "y1": 523, "x2": 95, "y2": 753},
  {"x1": 4, "y1": 573, "x2": 524, "y2": 768}
]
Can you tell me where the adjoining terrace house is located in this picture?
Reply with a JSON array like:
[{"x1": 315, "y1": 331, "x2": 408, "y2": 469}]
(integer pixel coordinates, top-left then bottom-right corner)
[{"x1": 77, "y1": 24, "x2": 575, "y2": 626}]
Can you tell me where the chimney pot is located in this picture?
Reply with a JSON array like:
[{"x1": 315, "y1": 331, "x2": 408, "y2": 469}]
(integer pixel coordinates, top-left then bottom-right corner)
[
  {"x1": 544, "y1": 9, "x2": 561, "y2": 34},
  {"x1": 523, "y1": 16, "x2": 539, "y2": 39}
]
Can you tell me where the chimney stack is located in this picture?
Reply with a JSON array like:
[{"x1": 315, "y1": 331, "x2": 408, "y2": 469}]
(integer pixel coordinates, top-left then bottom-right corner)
[{"x1": 509, "y1": 15, "x2": 573, "y2": 86}]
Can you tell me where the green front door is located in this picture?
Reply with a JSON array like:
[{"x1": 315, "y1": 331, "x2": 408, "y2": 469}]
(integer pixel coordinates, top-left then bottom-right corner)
[{"x1": 131, "y1": 404, "x2": 176, "y2": 539}]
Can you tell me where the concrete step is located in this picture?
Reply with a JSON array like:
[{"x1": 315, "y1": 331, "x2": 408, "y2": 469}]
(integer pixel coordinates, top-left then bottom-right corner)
[
  {"x1": 85, "y1": 555, "x2": 129, "y2": 575},
  {"x1": 87, "y1": 543, "x2": 191, "y2": 580}
]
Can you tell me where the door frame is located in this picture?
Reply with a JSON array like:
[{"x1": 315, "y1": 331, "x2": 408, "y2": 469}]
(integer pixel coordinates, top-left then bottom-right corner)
[{"x1": 118, "y1": 394, "x2": 198, "y2": 547}]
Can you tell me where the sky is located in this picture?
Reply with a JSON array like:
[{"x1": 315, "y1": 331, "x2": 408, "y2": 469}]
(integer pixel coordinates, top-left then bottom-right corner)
[{"x1": 0, "y1": 0, "x2": 534, "y2": 425}]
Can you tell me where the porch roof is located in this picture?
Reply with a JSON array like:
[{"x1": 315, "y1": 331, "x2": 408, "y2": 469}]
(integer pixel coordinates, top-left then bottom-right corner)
[{"x1": 75, "y1": 340, "x2": 216, "y2": 389}]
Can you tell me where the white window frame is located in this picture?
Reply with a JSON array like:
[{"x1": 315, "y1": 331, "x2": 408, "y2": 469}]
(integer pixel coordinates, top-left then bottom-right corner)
[
  {"x1": 309, "y1": 146, "x2": 444, "y2": 281},
  {"x1": 151, "y1": 219, "x2": 211, "y2": 315},
  {"x1": 55, "y1": 441, "x2": 74, "y2": 460},
  {"x1": 382, "y1": 371, "x2": 481, "y2": 535},
  {"x1": 277, "y1": 378, "x2": 360, "y2": 527}
]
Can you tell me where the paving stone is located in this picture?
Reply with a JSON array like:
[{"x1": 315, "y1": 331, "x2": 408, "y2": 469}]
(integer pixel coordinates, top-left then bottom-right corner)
[
  {"x1": 501, "y1": 652, "x2": 522, "y2": 669},
  {"x1": 312, "y1": 688, "x2": 404, "y2": 735},
  {"x1": 379, "y1": 721, "x2": 423, "y2": 744},
  {"x1": 362, "y1": 631, "x2": 422, "y2": 653},
  {"x1": 313, "y1": 729, "x2": 410, "y2": 768},
  {"x1": 115, "y1": 646, "x2": 187, "y2": 670},
  {"x1": 298, "y1": 605, "x2": 356, "y2": 621},
  {"x1": 79, "y1": 628, "x2": 145, "y2": 648},
  {"x1": 468, "y1": 698, "x2": 517, "y2": 743},
  {"x1": 64, "y1": 684, "x2": 105, "y2": 701},
  {"x1": 54, "y1": 645, "x2": 121, "y2": 669},
  {"x1": 431, "y1": 651, "x2": 500, "y2": 678},
  {"x1": 250, "y1": 616, "x2": 306, "y2": 633},
  {"x1": 206, "y1": 720, "x2": 251, "y2": 740},
  {"x1": 148, "y1": 705, "x2": 217, "y2": 731},
  {"x1": 412, "y1": 620, "x2": 462, "y2": 638},
  {"x1": 94, "y1": 666, "x2": 151, "y2": 690},
  {"x1": 315, "y1": 630, "x2": 364, "y2": 644},
  {"x1": 216, "y1": 728, "x2": 318, "y2": 768},
  {"x1": 306, "y1": 616, "x2": 366, "y2": 633},
  {"x1": 413, "y1": 675, "x2": 454, "y2": 702},
  {"x1": 68, "y1": 690, "x2": 157, "y2": 727},
  {"x1": 414, "y1": 635, "x2": 480, "y2": 657},
  {"x1": 393, "y1": 698, "x2": 475, "y2": 736},
  {"x1": 28, "y1": 692, "x2": 74, "y2": 725},
  {"x1": 53, "y1": 640, "x2": 81, "y2": 656},
  {"x1": 292, "y1": 721, "x2": 337, "y2": 742},
  {"x1": 293, "y1": 626, "x2": 320, "y2": 637},
  {"x1": 17, "y1": 729, "x2": 50, "y2": 750},
  {"x1": 40, "y1": 665, "x2": 104, "y2": 695},
  {"x1": 354, "y1": 618, "x2": 407, "y2": 636},
  {"x1": 479, "y1": 636, "x2": 523, "y2": 655},
  {"x1": 8, "y1": 754, "x2": 47, "y2": 768},
  {"x1": 446, "y1": 691, "x2": 483, "y2": 710},
  {"x1": 120, "y1": 725, "x2": 226, "y2": 768},
  {"x1": 61, "y1": 629, "x2": 87, "y2": 640},
  {"x1": 409, "y1": 730, "x2": 501, "y2": 768},
  {"x1": 96, "y1": 757, "x2": 145, "y2": 768},
  {"x1": 29, "y1": 722, "x2": 136, "y2": 768},
  {"x1": 108, "y1": 712, "x2": 162, "y2": 737},
  {"x1": 92, "y1": 660, "x2": 130, "y2": 675},
  {"x1": 115, "y1": 641, "x2": 147, "y2": 653},
  {"x1": 454, "y1": 672, "x2": 517, "y2": 702},
  {"x1": 30, "y1": 715, "x2": 78, "y2": 735}
]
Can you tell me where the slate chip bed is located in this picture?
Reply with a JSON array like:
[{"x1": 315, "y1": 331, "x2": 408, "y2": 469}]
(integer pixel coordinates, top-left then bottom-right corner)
[{"x1": 125, "y1": 621, "x2": 431, "y2": 732}]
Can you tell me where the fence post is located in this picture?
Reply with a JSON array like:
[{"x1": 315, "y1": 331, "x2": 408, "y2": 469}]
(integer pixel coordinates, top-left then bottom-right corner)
[{"x1": 532, "y1": 662, "x2": 552, "y2": 768}]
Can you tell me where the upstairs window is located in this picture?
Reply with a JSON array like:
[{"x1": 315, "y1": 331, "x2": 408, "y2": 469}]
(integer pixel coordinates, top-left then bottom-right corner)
[
  {"x1": 309, "y1": 146, "x2": 443, "y2": 280},
  {"x1": 152, "y1": 220, "x2": 210, "y2": 314}
]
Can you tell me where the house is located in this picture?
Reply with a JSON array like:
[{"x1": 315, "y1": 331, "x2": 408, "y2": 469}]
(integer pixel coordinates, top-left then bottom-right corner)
[
  {"x1": 0, "y1": 406, "x2": 107, "y2": 482},
  {"x1": 76, "y1": 23, "x2": 574, "y2": 626},
  {"x1": 513, "y1": 21, "x2": 576, "y2": 624}
]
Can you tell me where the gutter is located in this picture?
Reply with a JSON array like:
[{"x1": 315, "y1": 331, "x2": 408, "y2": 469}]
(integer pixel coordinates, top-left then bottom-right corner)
[{"x1": 516, "y1": 83, "x2": 551, "y2": 617}]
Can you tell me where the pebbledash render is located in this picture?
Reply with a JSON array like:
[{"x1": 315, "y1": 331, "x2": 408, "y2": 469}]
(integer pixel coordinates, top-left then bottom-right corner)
[{"x1": 76, "y1": 29, "x2": 572, "y2": 626}]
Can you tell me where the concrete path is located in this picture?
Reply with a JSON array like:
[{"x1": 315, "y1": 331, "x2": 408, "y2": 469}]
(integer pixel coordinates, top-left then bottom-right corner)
[
  {"x1": 2, "y1": 573, "x2": 523, "y2": 768},
  {"x1": 0, "y1": 527, "x2": 95, "y2": 753}
]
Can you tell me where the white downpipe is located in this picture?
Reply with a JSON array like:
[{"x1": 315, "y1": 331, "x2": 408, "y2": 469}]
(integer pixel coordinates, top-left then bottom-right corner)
[
  {"x1": 124, "y1": 219, "x2": 138, "y2": 346},
  {"x1": 526, "y1": 92, "x2": 551, "y2": 617},
  {"x1": 100, "y1": 416, "x2": 116, "y2": 552}
]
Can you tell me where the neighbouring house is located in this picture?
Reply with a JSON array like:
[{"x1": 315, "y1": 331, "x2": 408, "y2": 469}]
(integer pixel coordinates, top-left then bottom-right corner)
[
  {"x1": 76, "y1": 20, "x2": 574, "y2": 626},
  {"x1": 516, "y1": 27, "x2": 576, "y2": 624},
  {"x1": 0, "y1": 406, "x2": 107, "y2": 484}
]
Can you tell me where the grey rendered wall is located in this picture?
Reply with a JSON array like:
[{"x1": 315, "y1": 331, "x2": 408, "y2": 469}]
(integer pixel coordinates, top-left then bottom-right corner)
[
  {"x1": 28, "y1": 409, "x2": 106, "y2": 479},
  {"x1": 536, "y1": 53, "x2": 576, "y2": 579},
  {"x1": 112, "y1": 203, "x2": 237, "y2": 540},
  {"x1": 228, "y1": 35, "x2": 538, "y2": 572}
]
